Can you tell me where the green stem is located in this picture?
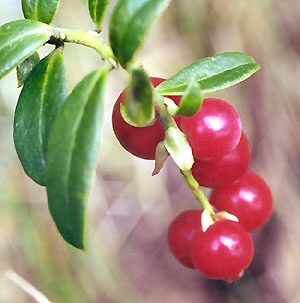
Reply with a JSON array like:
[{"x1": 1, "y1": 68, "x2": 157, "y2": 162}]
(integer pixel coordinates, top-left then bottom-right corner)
[
  {"x1": 181, "y1": 170, "x2": 215, "y2": 214},
  {"x1": 51, "y1": 28, "x2": 117, "y2": 68},
  {"x1": 155, "y1": 93, "x2": 215, "y2": 214},
  {"x1": 155, "y1": 94, "x2": 177, "y2": 129}
]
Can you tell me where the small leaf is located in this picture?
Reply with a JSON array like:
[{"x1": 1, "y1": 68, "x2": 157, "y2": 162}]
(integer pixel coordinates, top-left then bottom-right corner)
[
  {"x1": 119, "y1": 103, "x2": 140, "y2": 127},
  {"x1": 201, "y1": 209, "x2": 214, "y2": 232},
  {"x1": 14, "y1": 48, "x2": 67, "y2": 186},
  {"x1": 212, "y1": 211, "x2": 239, "y2": 223},
  {"x1": 120, "y1": 102, "x2": 155, "y2": 127},
  {"x1": 0, "y1": 20, "x2": 52, "y2": 80},
  {"x1": 124, "y1": 66, "x2": 155, "y2": 126},
  {"x1": 109, "y1": 0, "x2": 171, "y2": 68},
  {"x1": 152, "y1": 141, "x2": 169, "y2": 176},
  {"x1": 17, "y1": 51, "x2": 40, "y2": 87},
  {"x1": 164, "y1": 126, "x2": 194, "y2": 171},
  {"x1": 22, "y1": 0, "x2": 60, "y2": 24},
  {"x1": 89, "y1": 0, "x2": 110, "y2": 30},
  {"x1": 46, "y1": 68, "x2": 108, "y2": 249},
  {"x1": 156, "y1": 52, "x2": 260, "y2": 95},
  {"x1": 175, "y1": 80, "x2": 202, "y2": 117},
  {"x1": 164, "y1": 80, "x2": 202, "y2": 117}
]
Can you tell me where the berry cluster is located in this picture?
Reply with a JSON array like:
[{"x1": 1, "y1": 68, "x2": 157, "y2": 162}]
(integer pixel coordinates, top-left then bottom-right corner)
[
  {"x1": 167, "y1": 210, "x2": 254, "y2": 282},
  {"x1": 112, "y1": 77, "x2": 273, "y2": 282},
  {"x1": 168, "y1": 97, "x2": 272, "y2": 282}
]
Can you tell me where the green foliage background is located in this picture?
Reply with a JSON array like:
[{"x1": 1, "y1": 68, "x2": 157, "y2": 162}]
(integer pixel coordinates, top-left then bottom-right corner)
[{"x1": 0, "y1": 0, "x2": 299, "y2": 302}]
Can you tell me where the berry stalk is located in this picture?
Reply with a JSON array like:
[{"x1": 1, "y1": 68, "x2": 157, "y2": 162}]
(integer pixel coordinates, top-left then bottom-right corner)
[
  {"x1": 181, "y1": 170, "x2": 215, "y2": 215},
  {"x1": 155, "y1": 94, "x2": 175, "y2": 130},
  {"x1": 155, "y1": 93, "x2": 215, "y2": 214}
]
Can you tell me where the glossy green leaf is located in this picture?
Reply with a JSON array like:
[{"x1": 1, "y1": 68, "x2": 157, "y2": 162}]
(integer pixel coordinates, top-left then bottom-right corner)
[
  {"x1": 22, "y1": 0, "x2": 60, "y2": 24},
  {"x1": 0, "y1": 20, "x2": 52, "y2": 80},
  {"x1": 46, "y1": 68, "x2": 108, "y2": 249},
  {"x1": 164, "y1": 126, "x2": 194, "y2": 172},
  {"x1": 123, "y1": 66, "x2": 154, "y2": 126},
  {"x1": 89, "y1": 0, "x2": 110, "y2": 30},
  {"x1": 156, "y1": 52, "x2": 260, "y2": 95},
  {"x1": 16, "y1": 51, "x2": 40, "y2": 87},
  {"x1": 14, "y1": 48, "x2": 67, "y2": 186},
  {"x1": 109, "y1": 0, "x2": 171, "y2": 68}
]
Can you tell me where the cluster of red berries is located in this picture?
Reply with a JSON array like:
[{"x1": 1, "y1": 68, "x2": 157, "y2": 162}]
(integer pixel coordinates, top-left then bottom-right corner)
[{"x1": 112, "y1": 77, "x2": 273, "y2": 282}]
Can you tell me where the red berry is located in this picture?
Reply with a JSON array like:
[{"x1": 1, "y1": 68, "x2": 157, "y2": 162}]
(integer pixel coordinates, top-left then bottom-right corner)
[
  {"x1": 167, "y1": 210, "x2": 203, "y2": 268},
  {"x1": 191, "y1": 220, "x2": 254, "y2": 281},
  {"x1": 191, "y1": 132, "x2": 251, "y2": 188},
  {"x1": 112, "y1": 77, "x2": 181, "y2": 160},
  {"x1": 179, "y1": 98, "x2": 242, "y2": 160},
  {"x1": 210, "y1": 171, "x2": 273, "y2": 231}
]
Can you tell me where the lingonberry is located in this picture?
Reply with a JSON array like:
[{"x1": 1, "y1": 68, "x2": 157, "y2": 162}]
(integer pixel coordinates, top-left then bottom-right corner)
[
  {"x1": 112, "y1": 77, "x2": 181, "y2": 160},
  {"x1": 191, "y1": 132, "x2": 251, "y2": 188},
  {"x1": 167, "y1": 210, "x2": 203, "y2": 268},
  {"x1": 210, "y1": 171, "x2": 273, "y2": 231},
  {"x1": 179, "y1": 98, "x2": 242, "y2": 160},
  {"x1": 191, "y1": 219, "x2": 254, "y2": 282}
]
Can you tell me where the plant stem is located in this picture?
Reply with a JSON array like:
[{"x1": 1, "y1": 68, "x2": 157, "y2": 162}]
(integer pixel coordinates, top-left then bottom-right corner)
[
  {"x1": 181, "y1": 170, "x2": 215, "y2": 214},
  {"x1": 155, "y1": 94, "x2": 176, "y2": 129},
  {"x1": 51, "y1": 28, "x2": 117, "y2": 68},
  {"x1": 155, "y1": 93, "x2": 215, "y2": 214}
]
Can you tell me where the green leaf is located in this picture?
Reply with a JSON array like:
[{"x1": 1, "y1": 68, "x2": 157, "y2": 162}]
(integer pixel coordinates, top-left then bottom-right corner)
[
  {"x1": 46, "y1": 68, "x2": 108, "y2": 249},
  {"x1": 175, "y1": 80, "x2": 202, "y2": 116},
  {"x1": 164, "y1": 80, "x2": 202, "y2": 117},
  {"x1": 0, "y1": 20, "x2": 52, "y2": 80},
  {"x1": 22, "y1": 0, "x2": 60, "y2": 24},
  {"x1": 89, "y1": 0, "x2": 110, "y2": 30},
  {"x1": 16, "y1": 51, "x2": 40, "y2": 87},
  {"x1": 109, "y1": 0, "x2": 171, "y2": 68},
  {"x1": 123, "y1": 66, "x2": 155, "y2": 126},
  {"x1": 156, "y1": 52, "x2": 260, "y2": 95},
  {"x1": 164, "y1": 126, "x2": 194, "y2": 171},
  {"x1": 14, "y1": 48, "x2": 67, "y2": 186}
]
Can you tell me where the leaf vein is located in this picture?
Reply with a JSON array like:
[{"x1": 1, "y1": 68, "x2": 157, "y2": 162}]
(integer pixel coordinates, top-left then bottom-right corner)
[
  {"x1": 38, "y1": 53, "x2": 56, "y2": 168},
  {"x1": 34, "y1": 0, "x2": 39, "y2": 20},
  {"x1": 159, "y1": 63, "x2": 259, "y2": 93},
  {"x1": 64, "y1": 75, "x2": 98, "y2": 238}
]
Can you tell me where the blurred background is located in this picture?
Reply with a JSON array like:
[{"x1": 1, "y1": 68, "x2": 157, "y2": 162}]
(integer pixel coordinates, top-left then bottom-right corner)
[{"x1": 0, "y1": 0, "x2": 299, "y2": 302}]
